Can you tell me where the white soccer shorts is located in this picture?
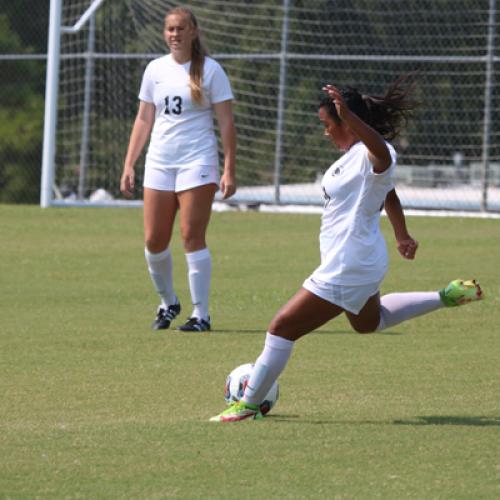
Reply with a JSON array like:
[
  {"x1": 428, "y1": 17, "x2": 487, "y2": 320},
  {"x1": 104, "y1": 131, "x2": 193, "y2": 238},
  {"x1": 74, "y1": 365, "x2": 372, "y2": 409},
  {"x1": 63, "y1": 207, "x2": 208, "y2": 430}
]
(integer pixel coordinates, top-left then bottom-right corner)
[
  {"x1": 303, "y1": 276, "x2": 382, "y2": 314},
  {"x1": 143, "y1": 162, "x2": 219, "y2": 192}
]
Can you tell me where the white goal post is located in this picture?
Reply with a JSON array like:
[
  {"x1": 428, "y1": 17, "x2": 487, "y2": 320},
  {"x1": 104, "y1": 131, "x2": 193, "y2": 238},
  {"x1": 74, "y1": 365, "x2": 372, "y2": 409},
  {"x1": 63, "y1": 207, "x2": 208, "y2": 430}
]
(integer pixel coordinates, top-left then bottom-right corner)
[
  {"x1": 42, "y1": 0, "x2": 108, "y2": 207},
  {"x1": 41, "y1": 0, "x2": 499, "y2": 212}
]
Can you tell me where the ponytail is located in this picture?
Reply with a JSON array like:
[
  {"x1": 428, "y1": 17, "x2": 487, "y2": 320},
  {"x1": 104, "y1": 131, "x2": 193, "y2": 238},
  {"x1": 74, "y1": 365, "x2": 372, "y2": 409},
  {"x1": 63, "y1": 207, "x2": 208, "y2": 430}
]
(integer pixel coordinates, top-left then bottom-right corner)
[{"x1": 189, "y1": 36, "x2": 206, "y2": 105}]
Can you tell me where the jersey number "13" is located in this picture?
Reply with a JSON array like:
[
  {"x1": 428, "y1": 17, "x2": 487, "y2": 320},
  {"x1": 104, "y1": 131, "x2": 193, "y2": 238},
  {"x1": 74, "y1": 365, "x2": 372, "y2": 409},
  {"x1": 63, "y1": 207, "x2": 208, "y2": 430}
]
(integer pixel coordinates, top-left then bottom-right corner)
[{"x1": 164, "y1": 96, "x2": 182, "y2": 115}]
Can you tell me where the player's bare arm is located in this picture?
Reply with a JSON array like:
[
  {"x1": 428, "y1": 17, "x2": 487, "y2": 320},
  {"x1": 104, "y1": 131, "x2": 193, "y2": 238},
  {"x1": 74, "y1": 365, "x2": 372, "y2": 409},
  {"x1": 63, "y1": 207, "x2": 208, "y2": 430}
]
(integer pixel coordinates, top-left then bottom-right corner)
[
  {"x1": 384, "y1": 189, "x2": 419, "y2": 260},
  {"x1": 120, "y1": 101, "x2": 155, "y2": 198},
  {"x1": 213, "y1": 99, "x2": 237, "y2": 199}
]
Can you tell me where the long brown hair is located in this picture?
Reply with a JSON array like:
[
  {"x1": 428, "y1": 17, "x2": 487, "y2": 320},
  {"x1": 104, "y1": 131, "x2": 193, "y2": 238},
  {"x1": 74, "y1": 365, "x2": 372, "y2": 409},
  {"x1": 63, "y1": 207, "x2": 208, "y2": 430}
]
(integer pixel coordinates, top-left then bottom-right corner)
[
  {"x1": 320, "y1": 73, "x2": 419, "y2": 140},
  {"x1": 166, "y1": 6, "x2": 207, "y2": 105}
]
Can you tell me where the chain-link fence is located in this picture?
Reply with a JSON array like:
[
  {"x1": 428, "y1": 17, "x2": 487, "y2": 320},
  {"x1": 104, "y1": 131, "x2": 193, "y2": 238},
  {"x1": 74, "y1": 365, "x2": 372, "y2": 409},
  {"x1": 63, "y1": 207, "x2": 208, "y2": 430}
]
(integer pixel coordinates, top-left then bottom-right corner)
[{"x1": 2, "y1": 1, "x2": 500, "y2": 211}]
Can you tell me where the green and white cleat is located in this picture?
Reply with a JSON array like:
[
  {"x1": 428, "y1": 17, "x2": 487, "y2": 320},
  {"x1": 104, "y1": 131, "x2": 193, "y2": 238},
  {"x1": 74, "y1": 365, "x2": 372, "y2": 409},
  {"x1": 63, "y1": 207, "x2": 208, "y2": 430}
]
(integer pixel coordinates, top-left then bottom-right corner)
[
  {"x1": 439, "y1": 279, "x2": 483, "y2": 307},
  {"x1": 210, "y1": 401, "x2": 263, "y2": 422}
]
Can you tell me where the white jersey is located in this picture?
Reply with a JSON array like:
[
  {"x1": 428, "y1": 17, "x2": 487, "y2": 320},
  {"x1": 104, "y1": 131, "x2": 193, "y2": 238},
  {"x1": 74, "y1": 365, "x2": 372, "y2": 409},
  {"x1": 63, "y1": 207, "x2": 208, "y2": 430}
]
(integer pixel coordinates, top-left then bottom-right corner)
[
  {"x1": 311, "y1": 142, "x2": 396, "y2": 286},
  {"x1": 139, "y1": 54, "x2": 234, "y2": 168}
]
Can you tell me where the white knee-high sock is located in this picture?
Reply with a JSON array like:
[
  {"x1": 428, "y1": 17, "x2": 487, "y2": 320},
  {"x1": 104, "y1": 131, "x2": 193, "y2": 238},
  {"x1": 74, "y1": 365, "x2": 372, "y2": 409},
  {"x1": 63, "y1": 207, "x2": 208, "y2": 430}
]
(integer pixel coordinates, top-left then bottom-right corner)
[
  {"x1": 144, "y1": 247, "x2": 177, "y2": 307},
  {"x1": 377, "y1": 291, "x2": 442, "y2": 331},
  {"x1": 243, "y1": 332, "x2": 294, "y2": 406},
  {"x1": 185, "y1": 248, "x2": 211, "y2": 320}
]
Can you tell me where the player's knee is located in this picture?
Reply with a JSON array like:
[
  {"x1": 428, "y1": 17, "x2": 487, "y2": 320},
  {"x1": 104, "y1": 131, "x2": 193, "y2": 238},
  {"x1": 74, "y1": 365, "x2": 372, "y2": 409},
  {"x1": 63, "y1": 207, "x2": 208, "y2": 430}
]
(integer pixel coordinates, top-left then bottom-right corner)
[
  {"x1": 180, "y1": 230, "x2": 205, "y2": 252},
  {"x1": 267, "y1": 312, "x2": 288, "y2": 337},
  {"x1": 145, "y1": 236, "x2": 167, "y2": 254},
  {"x1": 352, "y1": 323, "x2": 377, "y2": 334}
]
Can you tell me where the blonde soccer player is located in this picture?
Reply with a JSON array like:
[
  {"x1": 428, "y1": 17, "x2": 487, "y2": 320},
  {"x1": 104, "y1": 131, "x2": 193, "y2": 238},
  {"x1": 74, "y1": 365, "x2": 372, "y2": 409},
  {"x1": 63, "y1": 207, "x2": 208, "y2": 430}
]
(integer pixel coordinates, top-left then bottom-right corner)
[{"x1": 121, "y1": 6, "x2": 236, "y2": 331}]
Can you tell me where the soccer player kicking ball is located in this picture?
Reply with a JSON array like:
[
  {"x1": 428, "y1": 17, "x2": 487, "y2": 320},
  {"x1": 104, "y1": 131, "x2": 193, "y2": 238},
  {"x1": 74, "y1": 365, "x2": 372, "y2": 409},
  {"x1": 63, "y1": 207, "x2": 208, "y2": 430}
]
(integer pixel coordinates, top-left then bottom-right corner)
[{"x1": 210, "y1": 76, "x2": 483, "y2": 422}]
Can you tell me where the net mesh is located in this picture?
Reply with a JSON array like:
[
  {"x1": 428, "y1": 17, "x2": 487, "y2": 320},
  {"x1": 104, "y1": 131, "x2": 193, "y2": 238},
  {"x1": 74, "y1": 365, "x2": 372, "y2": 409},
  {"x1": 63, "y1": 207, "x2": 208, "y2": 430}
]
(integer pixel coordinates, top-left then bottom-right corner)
[{"x1": 54, "y1": 0, "x2": 500, "y2": 210}]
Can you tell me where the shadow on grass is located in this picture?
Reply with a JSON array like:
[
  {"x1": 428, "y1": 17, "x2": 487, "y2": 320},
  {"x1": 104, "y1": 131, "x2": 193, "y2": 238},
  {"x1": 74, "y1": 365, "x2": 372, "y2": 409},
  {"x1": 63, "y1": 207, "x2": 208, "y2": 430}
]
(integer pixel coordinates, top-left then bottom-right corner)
[
  {"x1": 393, "y1": 415, "x2": 500, "y2": 426},
  {"x1": 267, "y1": 415, "x2": 500, "y2": 426},
  {"x1": 212, "y1": 329, "x2": 402, "y2": 336},
  {"x1": 316, "y1": 330, "x2": 404, "y2": 336},
  {"x1": 211, "y1": 329, "x2": 264, "y2": 334},
  {"x1": 212, "y1": 329, "x2": 352, "y2": 335}
]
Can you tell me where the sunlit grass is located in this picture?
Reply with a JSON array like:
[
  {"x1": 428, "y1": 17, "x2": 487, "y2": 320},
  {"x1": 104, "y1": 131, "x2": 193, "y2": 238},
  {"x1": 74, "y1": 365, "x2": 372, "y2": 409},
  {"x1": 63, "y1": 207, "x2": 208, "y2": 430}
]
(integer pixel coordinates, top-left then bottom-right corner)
[{"x1": 1, "y1": 206, "x2": 498, "y2": 498}]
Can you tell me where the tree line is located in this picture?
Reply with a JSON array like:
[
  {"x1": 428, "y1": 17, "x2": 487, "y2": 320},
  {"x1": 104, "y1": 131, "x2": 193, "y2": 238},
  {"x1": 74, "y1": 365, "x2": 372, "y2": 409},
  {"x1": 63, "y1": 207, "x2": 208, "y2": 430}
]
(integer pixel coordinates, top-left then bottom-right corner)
[
  {"x1": 1, "y1": 1, "x2": 497, "y2": 203},
  {"x1": 0, "y1": 2, "x2": 47, "y2": 203}
]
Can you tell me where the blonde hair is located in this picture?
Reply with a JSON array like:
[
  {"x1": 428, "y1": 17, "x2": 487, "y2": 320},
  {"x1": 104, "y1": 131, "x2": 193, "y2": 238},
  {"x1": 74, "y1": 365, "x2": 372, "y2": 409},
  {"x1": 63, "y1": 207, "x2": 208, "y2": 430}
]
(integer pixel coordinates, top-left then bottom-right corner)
[{"x1": 166, "y1": 6, "x2": 207, "y2": 105}]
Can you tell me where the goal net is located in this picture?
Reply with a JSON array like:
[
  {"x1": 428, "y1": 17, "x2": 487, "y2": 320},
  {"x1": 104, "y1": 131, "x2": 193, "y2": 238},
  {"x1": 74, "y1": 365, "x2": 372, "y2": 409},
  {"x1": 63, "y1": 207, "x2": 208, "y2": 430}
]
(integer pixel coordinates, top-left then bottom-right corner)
[{"x1": 45, "y1": 0, "x2": 500, "y2": 211}]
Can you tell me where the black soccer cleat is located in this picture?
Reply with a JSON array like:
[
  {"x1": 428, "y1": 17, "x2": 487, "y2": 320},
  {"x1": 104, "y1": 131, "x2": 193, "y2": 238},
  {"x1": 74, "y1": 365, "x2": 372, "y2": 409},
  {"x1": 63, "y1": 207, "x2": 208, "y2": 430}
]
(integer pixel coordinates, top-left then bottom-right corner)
[
  {"x1": 177, "y1": 316, "x2": 211, "y2": 332},
  {"x1": 151, "y1": 302, "x2": 181, "y2": 330}
]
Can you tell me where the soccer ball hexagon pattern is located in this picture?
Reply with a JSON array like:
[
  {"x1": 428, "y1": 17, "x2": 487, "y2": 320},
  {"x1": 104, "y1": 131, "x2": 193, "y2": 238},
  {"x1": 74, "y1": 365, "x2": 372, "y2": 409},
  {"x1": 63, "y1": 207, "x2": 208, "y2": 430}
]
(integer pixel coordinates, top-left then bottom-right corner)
[{"x1": 224, "y1": 363, "x2": 279, "y2": 415}]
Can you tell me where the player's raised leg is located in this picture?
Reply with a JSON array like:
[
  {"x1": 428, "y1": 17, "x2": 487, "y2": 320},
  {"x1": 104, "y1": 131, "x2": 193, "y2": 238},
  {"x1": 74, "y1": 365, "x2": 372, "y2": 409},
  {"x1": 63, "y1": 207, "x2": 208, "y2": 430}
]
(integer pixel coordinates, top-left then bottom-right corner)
[{"x1": 347, "y1": 278, "x2": 483, "y2": 333}]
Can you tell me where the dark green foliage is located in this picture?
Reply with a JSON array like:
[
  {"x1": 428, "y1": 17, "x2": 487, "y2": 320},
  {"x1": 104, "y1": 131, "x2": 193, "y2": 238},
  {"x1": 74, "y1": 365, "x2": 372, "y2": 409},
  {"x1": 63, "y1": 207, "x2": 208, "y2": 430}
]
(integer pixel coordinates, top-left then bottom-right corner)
[
  {"x1": 1, "y1": 1, "x2": 499, "y2": 203},
  {"x1": 0, "y1": 15, "x2": 45, "y2": 203}
]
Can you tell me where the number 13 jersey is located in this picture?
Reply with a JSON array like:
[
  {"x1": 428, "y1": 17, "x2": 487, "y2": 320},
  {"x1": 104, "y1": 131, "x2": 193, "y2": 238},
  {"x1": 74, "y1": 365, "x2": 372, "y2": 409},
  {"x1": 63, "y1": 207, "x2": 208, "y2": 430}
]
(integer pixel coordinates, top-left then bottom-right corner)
[{"x1": 139, "y1": 54, "x2": 234, "y2": 168}]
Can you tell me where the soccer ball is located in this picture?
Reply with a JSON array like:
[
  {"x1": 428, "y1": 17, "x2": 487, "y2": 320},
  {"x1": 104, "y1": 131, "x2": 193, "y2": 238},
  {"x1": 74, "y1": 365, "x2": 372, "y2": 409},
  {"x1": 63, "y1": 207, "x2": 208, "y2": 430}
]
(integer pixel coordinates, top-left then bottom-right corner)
[{"x1": 224, "y1": 363, "x2": 279, "y2": 415}]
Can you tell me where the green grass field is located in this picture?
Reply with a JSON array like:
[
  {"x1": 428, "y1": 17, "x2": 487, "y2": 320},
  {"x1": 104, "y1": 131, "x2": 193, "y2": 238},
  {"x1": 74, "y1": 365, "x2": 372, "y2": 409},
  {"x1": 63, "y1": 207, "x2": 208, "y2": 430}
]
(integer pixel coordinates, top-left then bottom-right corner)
[{"x1": 1, "y1": 205, "x2": 499, "y2": 499}]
